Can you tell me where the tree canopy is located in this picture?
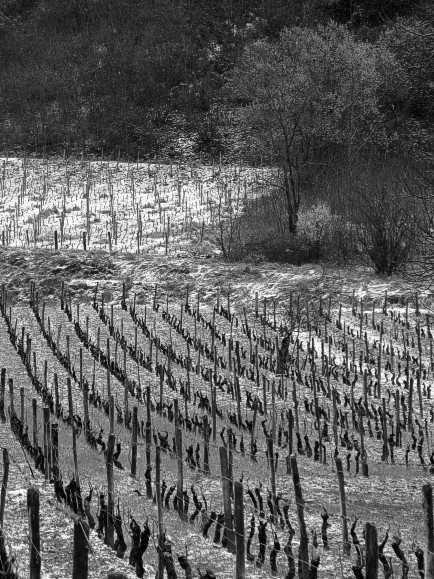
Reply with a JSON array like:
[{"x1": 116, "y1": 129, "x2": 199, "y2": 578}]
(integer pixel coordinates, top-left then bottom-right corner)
[{"x1": 229, "y1": 23, "x2": 404, "y2": 232}]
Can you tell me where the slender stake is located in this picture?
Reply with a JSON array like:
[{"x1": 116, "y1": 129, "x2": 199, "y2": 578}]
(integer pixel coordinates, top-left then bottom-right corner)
[
  {"x1": 43, "y1": 407, "x2": 50, "y2": 480},
  {"x1": 219, "y1": 446, "x2": 236, "y2": 554},
  {"x1": 32, "y1": 398, "x2": 38, "y2": 445},
  {"x1": 203, "y1": 415, "x2": 210, "y2": 474},
  {"x1": 131, "y1": 406, "x2": 138, "y2": 477},
  {"x1": 335, "y1": 457, "x2": 350, "y2": 555},
  {"x1": 0, "y1": 449, "x2": 9, "y2": 529},
  {"x1": 290, "y1": 455, "x2": 309, "y2": 579},
  {"x1": 28, "y1": 488, "x2": 41, "y2": 579},
  {"x1": 423, "y1": 484, "x2": 434, "y2": 579},
  {"x1": 176, "y1": 428, "x2": 184, "y2": 520},
  {"x1": 156, "y1": 446, "x2": 164, "y2": 579},
  {"x1": 106, "y1": 432, "x2": 115, "y2": 549},
  {"x1": 73, "y1": 519, "x2": 89, "y2": 579},
  {"x1": 234, "y1": 481, "x2": 246, "y2": 579},
  {"x1": 365, "y1": 522, "x2": 379, "y2": 579}
]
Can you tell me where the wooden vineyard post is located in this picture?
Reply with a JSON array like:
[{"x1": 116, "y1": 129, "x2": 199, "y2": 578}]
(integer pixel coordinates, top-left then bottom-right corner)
[
  {"x1": 359, "y1": 411, "x2": 368, "y2": 477},
  {"x1": 417, "y1": 370, "x2": 424, "y2": 418},
  {"x1": 176, "y1": 428, "x2": 185, "y2": 520},
  {"x1": 267, "y1": 437, "x2": 277, "y2": 527},
  {"x1": 0, "y1": 369, "x2": 5, "y2": 417},
  {"x1": 82, "y1": 350, "x2": 89, "y2": 439},
  {"x1": 235, "y1": 375, "x2": 242, "y2": 429},
  {"x1": 28, "y1": 487, "x2": 41, "y2": 579},
  {"x1": 0, "y1": 449, "x2": 9, "y2": 529},
  {"x1": 184, "y1": 369, "x2": 189, "y2": 420},
  {"x1": 287, "y1": 409, "x2": 293, "y2": 474},
  {"x1": 292, "y1": 380, "x2": 299, "y2": 433},
  {"x1": 212, "y1": 383, "x2": 217, "y2": 443},
  {"x1": 382, "y1": 397, "x2": 388, "y2": 463},
  {"x1": 159, "y1": 367, "x2": 164, "y2": 414},
  {"x1": 255, "y1": 344, "x2": 260, "y2": 392},
  {"x1": 352, "y1": 338, "x2": 356, "y2": 373},
  {"x1": 32, "y1": 398, "x2": 38, "y2": 445},
  {"x1": 28, "y1": 336, "x2": 32, "y2": 368},
  {"x1": 219, "y1": 446, "x2": 236, "y2": 554},
  {"x1": 146, "y1": 386, "x2": 152, "y2": 498},
  {"x1": 378, "y1": 322, "x2": 383, "y2": 399},
  {"x1": 106, "y1": 432, "x2": 115, "y2": 549},
  {"x1": 73, "y1": 519, "x2": 89, "y2": 579},
  {"x1": 131, "y1": 406, "x2": 138, "y2": 477},
  {"x1": 228, "y1": 427, "x2": 234, "y2": 499},
  {"x1": 321, "y1": 339, "x2": 325, "y2": 375},
  {"x1": 20, "y1": 387, "x2": 25, "y2": 423},
  {"x1": 332, "y1": 388, "x2": 339, "y2": 449},
  {"x1": 363, "y1": 369, "x2": 368, "y2": 409},
  {"x1": 203, "y1": 415, "x2": 210, "y2": 474},
  {"x1": 109, "y1": 394, "x2": 115, "y2": 436},
  {"x1": 234, "y1": 481, "x2": 246, "y2": 579},
  {"x1": 67, "y1": 378, "x2": 79, "y2": 483},
  {"x1": 51, "y1": 424, "x2": 59, "y2": 481},
  {"x1": 8, "y1": 378, "x2": 14, "y2": 417},
  {"x1": 44, "y1": 360, "x2": 48, "y2": 396},
  {"x1": 409, "y1": 377, "x2": 414, "y2": 428},
  {"x1": 418, "y1": 322, "x2": 422, "y2": 370},
  {"x1": 365, "y1": 522, "x2": 378, "y2": 579},
  {"x1": 312, "y1": 371, "x2": 322, "y2": 463},
  {"x1": 43, "y1": 407, "x2": 50, "y2": 480},
  {"x1": 271, "y1": 379, "x2": 276, "y2": 443},
  {"x1": 167, "y1": 344, "x2": 172, "y2": 382},
  {"x1": 423, "y1": 484, "x2": 434, "y2": 579},
  {"x1": 66, "y1": 335, "x2": 70, "y2": 369},
  {"x1": 106, "y1": 339, "x2": 111, "y2": 399},
  {"x1": 155, "y1": 446, "x2": 164, "y2": 579},
  {"x1": 262, "y1": 297, "x2": 266, "y2": 339},
  {"x1": 124, "y1": 352, "x2": 129, "y2": 427},
  {"x1": 251, "y1": 399, "x2": 258, "y2": 461},
  {"x1": 390, "y1": 339, "x2": 395, "y2": 375},
  {"x1": 54, "y1": 373, "x2": 60, "y2": 417},
  {"x1": 335, "y1": 457, "x2": 350, "y2": 555},
  {"x1": 262, "y1": 375, "x2": 268, "y2": 416},
  {"x1": 396, "y1": 388, "x2": 401, "y2": 448},
  {"x1": 290, "y1": 455, "x2": 309, "y2": 579}
]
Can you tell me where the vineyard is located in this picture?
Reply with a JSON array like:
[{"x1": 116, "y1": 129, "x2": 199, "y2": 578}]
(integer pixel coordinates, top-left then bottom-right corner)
[
  {"x1": 0, "y1": 156, "x2": 269, "y2": 255},
  {"x1": 0, "y1": 158, "x2": 434, "y2": 579}
]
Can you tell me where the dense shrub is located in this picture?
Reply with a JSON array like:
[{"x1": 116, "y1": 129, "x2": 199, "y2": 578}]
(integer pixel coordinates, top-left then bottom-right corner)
[
  {"x1": 352, "y1": 183, "x2": 413, "y2": 275},
  {"x1": 231, "y1": 192, "x2": 349, "y2": 264},
  {"x1": 296, "y1": 203, "x2": 336, "y2": 261}
]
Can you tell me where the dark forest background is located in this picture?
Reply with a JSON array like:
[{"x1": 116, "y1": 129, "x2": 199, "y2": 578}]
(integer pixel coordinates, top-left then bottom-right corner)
[
  {"x1": 2, "y1": 0, "x2": 434, "y2": 278},
  {"x1": 0, "y1": 0, "x2": 432, "y2": 160}
]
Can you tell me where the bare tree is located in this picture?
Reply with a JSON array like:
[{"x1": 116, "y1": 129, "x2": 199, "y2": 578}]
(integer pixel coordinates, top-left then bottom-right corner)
[
  {"x1": 400, "y1": 165, "x2": 434, "y2": 289},
  {"x1": 229, "y1": 23, "x2": 402, "y2": 233}
]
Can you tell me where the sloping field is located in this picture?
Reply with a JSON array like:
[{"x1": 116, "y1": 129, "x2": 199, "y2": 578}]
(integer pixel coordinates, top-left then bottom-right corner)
[
  {"x1": 0, "y1": 158, "x2": 433, "y2": 579},
  {"x1": 0, "y1": 156, "x2": 269, "y2": 256}
]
